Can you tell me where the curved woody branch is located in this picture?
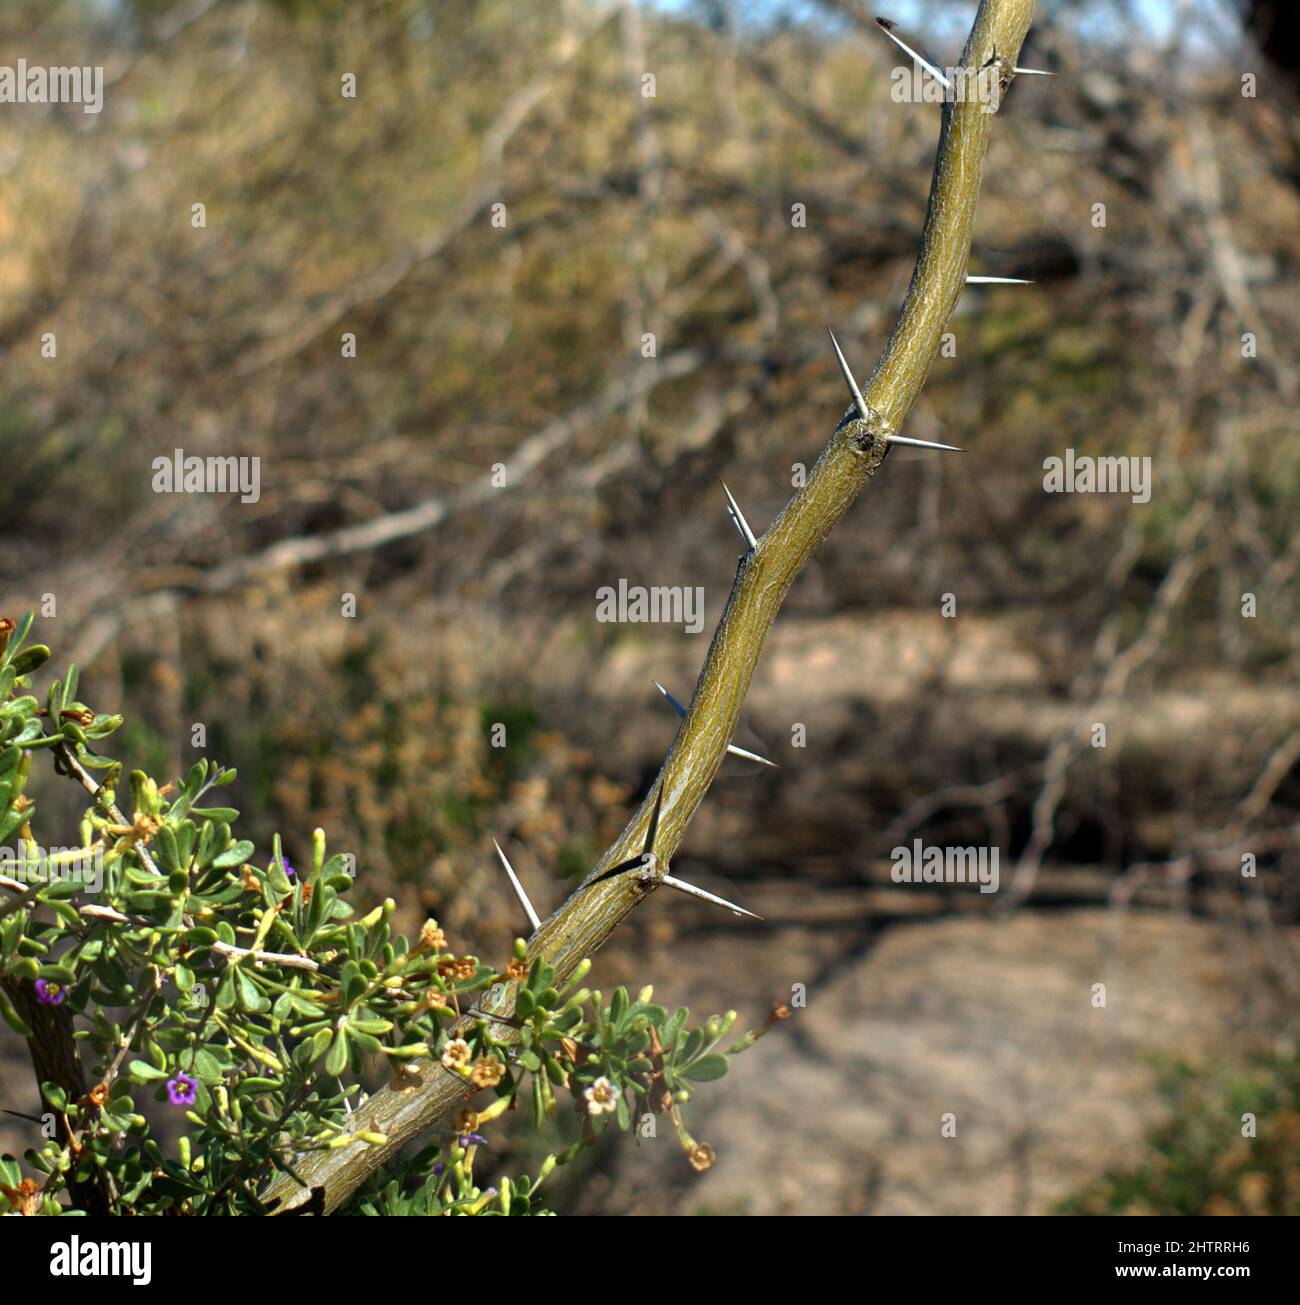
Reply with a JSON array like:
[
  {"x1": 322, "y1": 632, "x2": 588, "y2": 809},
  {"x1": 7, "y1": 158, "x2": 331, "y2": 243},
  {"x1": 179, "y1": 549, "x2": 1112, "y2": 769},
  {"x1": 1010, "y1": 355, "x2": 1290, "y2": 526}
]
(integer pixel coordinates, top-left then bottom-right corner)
[{"x1": 264, "y1": 0, "x2": 1037, "y2": 1214}]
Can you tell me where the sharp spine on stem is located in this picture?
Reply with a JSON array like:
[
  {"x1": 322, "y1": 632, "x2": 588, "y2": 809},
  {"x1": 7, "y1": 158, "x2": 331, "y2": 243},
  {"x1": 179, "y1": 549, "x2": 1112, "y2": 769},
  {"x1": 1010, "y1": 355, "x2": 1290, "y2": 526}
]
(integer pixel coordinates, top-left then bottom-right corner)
[
  {"x1": 492, "y1": 837, "x2": 541, "y2": 931},
  {"x1": 721, "y1": 480, "x2": 758, "y2": 551},
  {"x1": 594, "y1": 776, "x2": 760, "y2": 919},
  {"x1": 877, "y1": 17, "x2": 1052, "y2": 90},
  {"x1": 827, "y1": 327, "x2": 963, "y2": 452},
  {"x1": 660, "y1": 873, "x2": 763, "y2": 920},
  {"x1": 874, "y1": 16, "x2": 952, "y2": 91}
]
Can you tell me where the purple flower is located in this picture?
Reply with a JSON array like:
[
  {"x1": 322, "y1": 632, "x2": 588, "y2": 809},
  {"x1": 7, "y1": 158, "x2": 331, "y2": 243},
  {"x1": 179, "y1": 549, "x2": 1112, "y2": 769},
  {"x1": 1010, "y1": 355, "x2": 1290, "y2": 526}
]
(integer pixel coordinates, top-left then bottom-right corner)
[
  {"x1": 34, "y1": 979, "x2": 66, "y2": 1006},
  {"x1": 166, "y1": 1073, "x2": 198, "y2": 1107},
  {"x1": 281, "y1": 857, "x2": 296, "y2": 879},
  {"x1": 458, "y1": 1133, "x2": 488, "y2": 1148}
]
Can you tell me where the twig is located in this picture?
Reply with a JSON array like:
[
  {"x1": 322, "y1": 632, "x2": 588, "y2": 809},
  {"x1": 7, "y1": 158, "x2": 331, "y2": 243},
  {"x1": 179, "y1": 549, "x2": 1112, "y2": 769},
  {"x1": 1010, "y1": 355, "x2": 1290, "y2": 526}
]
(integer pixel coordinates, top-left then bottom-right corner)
[
  {"x1": 210, "y1": 941, "x2": 322, "y2": 973},
  {"x1": 103, "y1": 971, "x2": 165, "y2": 1093},
  {"x1": 53, "y1": 742, "x2": 162, "y2": 879}
]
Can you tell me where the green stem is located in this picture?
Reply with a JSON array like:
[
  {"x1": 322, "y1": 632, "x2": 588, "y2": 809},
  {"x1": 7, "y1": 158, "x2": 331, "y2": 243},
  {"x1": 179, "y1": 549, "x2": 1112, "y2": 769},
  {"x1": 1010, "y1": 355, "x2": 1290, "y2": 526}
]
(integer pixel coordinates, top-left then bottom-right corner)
[{"x1": 262, "y1": 0, "x2": 1036, "y2": 1215}]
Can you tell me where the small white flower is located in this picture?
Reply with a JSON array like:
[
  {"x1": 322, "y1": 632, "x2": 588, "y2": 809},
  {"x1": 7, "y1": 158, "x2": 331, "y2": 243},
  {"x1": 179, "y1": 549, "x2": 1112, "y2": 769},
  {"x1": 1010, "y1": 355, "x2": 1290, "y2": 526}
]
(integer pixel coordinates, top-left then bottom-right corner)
[
  {"x1": 583, "y1": 1076, "x2": 619, "y2": 1116},
  {"x1": 440, "y1": 1037, "x2": 471, "y2": 1072}
]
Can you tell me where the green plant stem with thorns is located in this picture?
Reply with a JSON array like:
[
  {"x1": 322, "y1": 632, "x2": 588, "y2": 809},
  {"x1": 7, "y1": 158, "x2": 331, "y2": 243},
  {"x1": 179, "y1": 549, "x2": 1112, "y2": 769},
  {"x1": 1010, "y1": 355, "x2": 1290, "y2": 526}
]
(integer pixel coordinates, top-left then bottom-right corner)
[{"x1": 262, "y1": 0, "x2": 1036, "y2": 1215}]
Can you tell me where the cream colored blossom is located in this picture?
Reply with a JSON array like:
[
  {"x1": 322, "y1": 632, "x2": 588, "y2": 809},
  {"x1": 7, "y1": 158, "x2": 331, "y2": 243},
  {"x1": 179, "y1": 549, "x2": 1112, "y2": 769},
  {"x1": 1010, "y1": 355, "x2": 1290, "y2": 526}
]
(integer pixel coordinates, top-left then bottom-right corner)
[
  {"x1": 471, "y1": 1055, "x2": 505, "y2": 1088},
  {"x1": 688, "y1": 1142, "x2": 716, "y2": 1172},
  {"x1": 440, "y1": 1038, "x2": 471, "y2": 1072},
  {"x1": 583, "y1": 1076, "x2": 619, "y2": 1116}
]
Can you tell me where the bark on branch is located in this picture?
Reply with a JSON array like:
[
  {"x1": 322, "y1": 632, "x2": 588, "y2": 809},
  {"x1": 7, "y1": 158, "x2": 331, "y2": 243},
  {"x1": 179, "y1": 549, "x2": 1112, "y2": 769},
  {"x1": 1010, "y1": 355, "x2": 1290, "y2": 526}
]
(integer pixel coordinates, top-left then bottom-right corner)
[{"x1": 263, "y1": 0, "x2": 1036, "y2": 1214}]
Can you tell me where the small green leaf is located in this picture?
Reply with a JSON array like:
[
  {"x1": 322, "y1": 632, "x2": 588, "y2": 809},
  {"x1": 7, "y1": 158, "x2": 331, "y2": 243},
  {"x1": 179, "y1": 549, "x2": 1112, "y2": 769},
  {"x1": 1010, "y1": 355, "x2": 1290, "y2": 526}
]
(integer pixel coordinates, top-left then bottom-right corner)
[
  {"x1": 0, "y1": 985, "x2": 32, "y2": 1036},
  {"x1": 214, "y1": 968, "x2": 237, "y2": 1010},
  {"x1": 193, "y1": 1049, "x2": 224, "y2": 1085},
  {"x1": 679, "y1": 1053, "x2": 729, "y2": 1083},
  {"x1": 308, "y1": 1026, "x2": 334, "y2": 1066},
  {"x1": 37, "y1": 878, "x2": 82, "y2": 900},
  {"x1": 156, "y1": 825, "x2": 181, "y2": 871},
  {"x1": 213, "y1": 840, "x2": 254, "y2": 870},
  {"x1": 191, "y1": 806, "x2": 239, "y2": 823},
  {"x1": 10, "y1": 645, "x2": 50, "y2": 677},
  {"x1": 349, "y1": 1018, "x2": 393, "y2": 1036},
  {"x1": 129, "y1": 1060, "x2": 170, "y2": 1083},
  {"x1": 662, "y1": 1006, "x2": 688, "y2": 1049},
  {"x1": 325, "y1": 1026, "x2": 350, "y2": 1077},
  {"x1": 235, "y1": 967, "x2": 267, "y2": 1013}
]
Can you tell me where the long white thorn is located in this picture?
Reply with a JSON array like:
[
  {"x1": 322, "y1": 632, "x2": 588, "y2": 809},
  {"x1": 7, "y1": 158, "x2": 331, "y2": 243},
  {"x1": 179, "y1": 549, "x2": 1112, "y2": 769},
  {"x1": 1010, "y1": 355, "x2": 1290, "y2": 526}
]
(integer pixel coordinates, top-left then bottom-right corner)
[
  {"x1": 875, "y1": 16, "x2": 952, "y2": 91},
  {"x1": 1013, "y1": 66, "x2": 1055, "y2": 76},
  {"x1": 829, "y1": 327, "x2": 963, "y2": 452},
  {"x1": 721, "y1": 480, "x2": 758, "y2": 550},
  {"x1": 966, "y1": 275, "x2": 1033, "y2": 285},
  {"x1": 653, "y1": 681, "x2": 777, "y2": 767},
  {"x1": 661, "y1": 873, "x2": 763, "y2": 921},
  {"x1": 725, "y1": 740, "x2": 779, "y2": 768},
  {"x1": 827, "y1": 326, "x2": 871, "y2": 423},
  {"x1": 492, "y1": 837, "x2": 541, "y2": 931},
  {"x1": 887, "y1": 433, "x2": 964, "y2": 452},
  {"x1": 653, "y1": 679, "x2": 689, "y2": 717}
]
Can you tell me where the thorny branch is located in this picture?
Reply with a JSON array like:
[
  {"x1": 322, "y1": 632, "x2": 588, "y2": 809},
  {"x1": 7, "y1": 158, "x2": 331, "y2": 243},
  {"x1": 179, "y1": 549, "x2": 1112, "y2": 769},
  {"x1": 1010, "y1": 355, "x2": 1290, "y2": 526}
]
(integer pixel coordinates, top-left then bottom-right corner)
[{"x1": 261, "y1": 0, "x2": 1038, "y2": 1214}]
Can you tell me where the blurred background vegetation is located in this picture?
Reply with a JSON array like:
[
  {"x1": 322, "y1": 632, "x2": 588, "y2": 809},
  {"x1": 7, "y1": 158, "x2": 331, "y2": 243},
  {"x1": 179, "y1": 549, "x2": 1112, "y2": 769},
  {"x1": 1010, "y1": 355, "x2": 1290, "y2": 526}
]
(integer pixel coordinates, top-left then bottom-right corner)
[{"x1": 0, "y1": 0, "x2": 1297, "y2": 1213}]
